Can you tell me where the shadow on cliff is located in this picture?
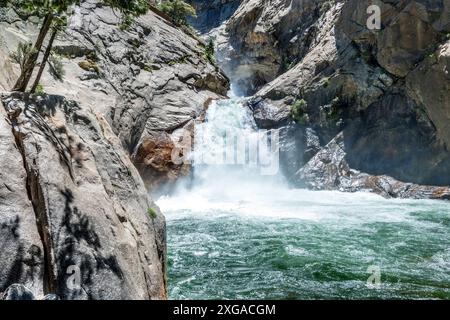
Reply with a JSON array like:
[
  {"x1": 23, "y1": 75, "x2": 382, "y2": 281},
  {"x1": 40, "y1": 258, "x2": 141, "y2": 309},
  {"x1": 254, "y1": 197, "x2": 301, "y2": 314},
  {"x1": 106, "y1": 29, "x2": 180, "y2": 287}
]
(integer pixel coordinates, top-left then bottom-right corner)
[
  {"x1": 55, "y1": 188, "x2": 124, "y2": 299},
  {"x1": 0, "y1": 216, "x2": 43, "y2": 292}
]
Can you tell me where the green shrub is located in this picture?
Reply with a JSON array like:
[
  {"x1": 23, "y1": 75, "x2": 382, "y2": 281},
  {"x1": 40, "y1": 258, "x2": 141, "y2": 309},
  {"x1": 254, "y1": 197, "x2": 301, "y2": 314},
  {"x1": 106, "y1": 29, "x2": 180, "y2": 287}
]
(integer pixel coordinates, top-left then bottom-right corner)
[
  {"x1": 204, "y1": 38, "x2": 215, "y2": 64},
  {"x1": 291, "y1": 99, "x2": 309, "y2": 125},
  {"x1": 282, "y1": 57, "x2": 296, "y2": 71},
  {"x1": 48, "y1": 53, "x2": 65, "y2": 80},
  {"x1": 325, "y1": 96, "x2": 344, "y2": 121},
  {"x1": 147, "y1": 207, "x2": 157, "y2": 219},
  {"x1": 119, "y1": 13, "x2": 134, "y2": 30},
  {"x1": 34, "y1": 83, "x2": 45, "y2": 95},
  {"x1": 158, "y1": 0, "x2": 197, "y2": 27}
]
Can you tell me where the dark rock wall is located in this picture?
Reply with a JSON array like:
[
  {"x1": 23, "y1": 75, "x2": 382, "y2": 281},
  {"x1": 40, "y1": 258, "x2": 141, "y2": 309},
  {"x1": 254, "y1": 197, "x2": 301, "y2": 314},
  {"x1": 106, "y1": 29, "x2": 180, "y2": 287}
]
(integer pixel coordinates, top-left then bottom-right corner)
[{"x1": 187, "y1": 0, "x2": 242, "y2": 33}]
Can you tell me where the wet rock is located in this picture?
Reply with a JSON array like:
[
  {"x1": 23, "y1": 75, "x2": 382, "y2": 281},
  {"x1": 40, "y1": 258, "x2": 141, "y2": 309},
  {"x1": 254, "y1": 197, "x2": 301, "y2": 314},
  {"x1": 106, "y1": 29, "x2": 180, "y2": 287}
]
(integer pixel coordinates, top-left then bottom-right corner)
[
  {"x1": 248, "y1": 96, "x2": 291, "y2": 128},
  {"x1": 228, "y1": 0, "x2": 450, "y2": 193},
  {"x1": 344, "y1": 90, "x2": 450, "y2": 187},
  {"x1": 296, "y1": 133, "x2": 450, "y2": 200}
]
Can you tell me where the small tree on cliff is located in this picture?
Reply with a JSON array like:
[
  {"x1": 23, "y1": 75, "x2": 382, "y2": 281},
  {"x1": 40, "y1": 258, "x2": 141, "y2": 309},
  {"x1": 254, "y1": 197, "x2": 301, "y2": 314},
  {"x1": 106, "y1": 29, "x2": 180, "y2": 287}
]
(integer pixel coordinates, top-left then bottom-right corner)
[
  {"x1": 4, "y1": 0, "x2": 80, "y2": 92},
  {"x1": 4, "y1": 0, "x2": 151, "y2": 93},
  {"x1": 157, "y1": 0, "x2": 196, "y2": 27}
]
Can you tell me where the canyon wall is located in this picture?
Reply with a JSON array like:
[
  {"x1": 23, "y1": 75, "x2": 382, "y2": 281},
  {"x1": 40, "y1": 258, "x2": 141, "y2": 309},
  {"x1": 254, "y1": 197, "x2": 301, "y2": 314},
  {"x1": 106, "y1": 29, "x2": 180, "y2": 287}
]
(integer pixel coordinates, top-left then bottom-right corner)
[
  {"x1": 0, "y1": 0, "x2": 229, "y2": 299},
  {"x1": 200, "y1": 0, "x2": 450, "y2": 196}
]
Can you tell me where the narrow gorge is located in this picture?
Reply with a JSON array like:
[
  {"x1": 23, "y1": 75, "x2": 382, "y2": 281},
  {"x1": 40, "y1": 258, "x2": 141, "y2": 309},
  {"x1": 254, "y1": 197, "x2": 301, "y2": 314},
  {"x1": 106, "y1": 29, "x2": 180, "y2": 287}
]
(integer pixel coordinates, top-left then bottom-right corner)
[{"x1": 1, "y1": 0, "x2": 449, "y2": 300}]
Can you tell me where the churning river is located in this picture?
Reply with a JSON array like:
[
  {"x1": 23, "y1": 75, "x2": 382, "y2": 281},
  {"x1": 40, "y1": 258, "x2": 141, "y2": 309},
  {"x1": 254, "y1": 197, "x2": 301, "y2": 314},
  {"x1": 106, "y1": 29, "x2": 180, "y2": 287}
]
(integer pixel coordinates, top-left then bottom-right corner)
[{"x1": 156, "y1": 96, "x2": 450, "y2": 300}]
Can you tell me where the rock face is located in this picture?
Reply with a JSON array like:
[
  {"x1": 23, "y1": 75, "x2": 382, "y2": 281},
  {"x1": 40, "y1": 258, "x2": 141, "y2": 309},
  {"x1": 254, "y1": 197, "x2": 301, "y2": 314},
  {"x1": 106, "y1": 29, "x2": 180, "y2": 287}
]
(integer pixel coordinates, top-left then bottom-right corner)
[
  {"x1": 0, "y1": 0, "x2": 232, "y2": 299},
  {"x1": 211, "y1": 0, "x2": 450, "y2": 197},
  {"x1": 0, "y1": 93, "x2": 166, "y2": 300},
  {"x1": 0, "y1": 0, "x2": 230, "y2": 191},
  {"x1": 0, "y1": 104, "x2": 44, "y2": 296},
  {"x1": 1, "y1": 284, "x2": 35, "y2": 300},
  {"x1": 186, "y1": 0, "x2": 242, "y2": 33},
  {"x1": 214, "y1": 0, "x2": 327, "y2": 95}
]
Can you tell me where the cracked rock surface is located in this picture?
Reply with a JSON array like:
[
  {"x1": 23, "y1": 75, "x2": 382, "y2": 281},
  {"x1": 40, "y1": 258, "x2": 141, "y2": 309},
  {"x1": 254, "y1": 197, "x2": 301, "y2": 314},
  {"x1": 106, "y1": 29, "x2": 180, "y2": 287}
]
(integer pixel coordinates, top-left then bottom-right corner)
[{"x1": 0, "y1": 0, "x2": 230, "y2": 191}]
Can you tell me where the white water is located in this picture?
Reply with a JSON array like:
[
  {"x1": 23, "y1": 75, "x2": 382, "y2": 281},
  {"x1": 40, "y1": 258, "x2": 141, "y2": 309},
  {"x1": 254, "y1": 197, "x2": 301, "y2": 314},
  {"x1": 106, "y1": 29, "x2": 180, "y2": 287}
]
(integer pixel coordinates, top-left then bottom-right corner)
[{"x1": 156, "y1": 92, "x2": 450, "y2": 299}]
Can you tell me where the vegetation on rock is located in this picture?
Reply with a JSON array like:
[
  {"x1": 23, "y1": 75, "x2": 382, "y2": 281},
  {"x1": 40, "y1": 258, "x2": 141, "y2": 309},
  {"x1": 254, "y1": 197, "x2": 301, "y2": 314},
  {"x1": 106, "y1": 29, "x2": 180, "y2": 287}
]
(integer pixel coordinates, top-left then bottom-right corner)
[
  {"x1": 9, "y1": 41, "x2": 37, "y2": 73},
  {"x1": 204, "y1": 38, "x2": 215, "y2": 64},
  {"x1": 157, "y1": 0, "x2": 196, "y2": 27},
  {"x1": 48, "y1": 52, "x2": 65, "y2": 80},
  {"x1": 147, "y1": 207, "x2": 157, "y2": 219},
  {"x1": 291, "y1": 99, "x2": 309, "y2": 125}
]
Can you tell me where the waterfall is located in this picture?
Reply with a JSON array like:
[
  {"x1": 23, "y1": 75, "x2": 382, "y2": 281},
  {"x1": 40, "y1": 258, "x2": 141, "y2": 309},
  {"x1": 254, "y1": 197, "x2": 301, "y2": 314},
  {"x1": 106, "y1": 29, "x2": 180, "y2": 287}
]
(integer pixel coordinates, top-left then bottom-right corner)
[{"x1": 171, "y1": 90, "x2": 284, "y2": 200}]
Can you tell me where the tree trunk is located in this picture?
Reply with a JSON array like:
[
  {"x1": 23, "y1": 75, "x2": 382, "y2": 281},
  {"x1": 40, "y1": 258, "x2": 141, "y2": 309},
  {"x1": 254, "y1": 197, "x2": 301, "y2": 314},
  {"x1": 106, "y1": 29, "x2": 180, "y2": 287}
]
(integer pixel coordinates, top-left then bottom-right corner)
[
  {"x1": 30, "y1": 28, "x2": 58, "y2": 94},
  {"x1": 12, "y1": 13, "x2": 54, "y2": 92}
]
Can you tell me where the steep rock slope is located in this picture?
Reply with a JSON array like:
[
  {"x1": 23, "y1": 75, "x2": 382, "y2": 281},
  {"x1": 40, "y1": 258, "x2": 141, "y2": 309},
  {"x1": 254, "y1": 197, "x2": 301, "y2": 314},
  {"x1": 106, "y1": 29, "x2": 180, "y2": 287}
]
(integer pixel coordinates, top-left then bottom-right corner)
[
  {"x1": 0, "y1": 104, "x2": 44, "y2": 296},
  {"x1": 214, "y1": 0, "x2": 327, "y2": 95},
  {"x1": 186, "y1": 0, "x2": 242, "y2": 33},
  {"x1": 0, "y1": 0, "x2": 230, "y2": 191}
]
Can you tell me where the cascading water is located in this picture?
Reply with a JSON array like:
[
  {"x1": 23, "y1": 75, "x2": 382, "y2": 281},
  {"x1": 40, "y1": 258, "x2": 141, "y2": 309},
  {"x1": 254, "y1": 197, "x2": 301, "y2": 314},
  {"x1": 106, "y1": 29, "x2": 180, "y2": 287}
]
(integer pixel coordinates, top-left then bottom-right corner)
[
  {"x1": 169, "y1": 92, "x2": 285, "y2": 200},
  {"x1": 157, "y1": 94, "x2": 450, "y2": 299}
]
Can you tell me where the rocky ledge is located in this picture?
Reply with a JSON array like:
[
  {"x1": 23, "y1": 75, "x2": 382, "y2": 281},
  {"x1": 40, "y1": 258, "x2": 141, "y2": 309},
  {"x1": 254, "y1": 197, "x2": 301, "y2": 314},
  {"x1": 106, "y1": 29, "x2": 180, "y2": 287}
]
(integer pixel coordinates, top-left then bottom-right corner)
[{"x1": 0, "y1": 0, "x2": 232, "y2": 299}]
